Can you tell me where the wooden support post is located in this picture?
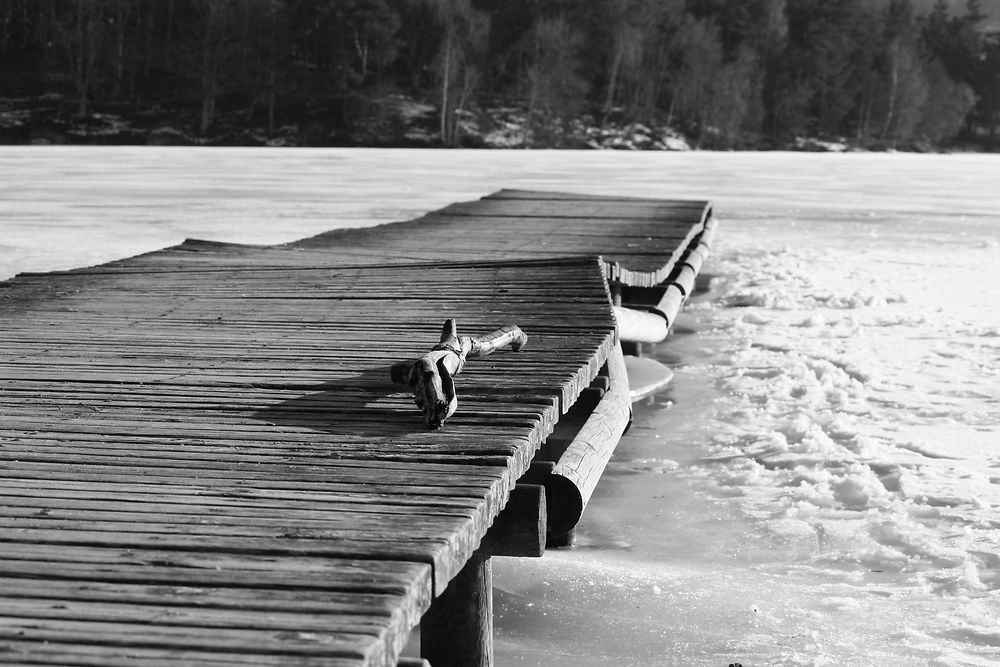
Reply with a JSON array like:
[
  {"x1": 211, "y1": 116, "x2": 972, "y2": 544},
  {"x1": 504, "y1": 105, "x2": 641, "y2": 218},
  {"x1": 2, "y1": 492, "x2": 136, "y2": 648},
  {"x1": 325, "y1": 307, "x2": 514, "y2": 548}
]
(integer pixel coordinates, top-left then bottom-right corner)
[
  {"x1": 478, "y1": 484, "x2": 546, "y2": 558},
  {"x1": 421, "y1": 553, "x2": 493, "y2": 667}
]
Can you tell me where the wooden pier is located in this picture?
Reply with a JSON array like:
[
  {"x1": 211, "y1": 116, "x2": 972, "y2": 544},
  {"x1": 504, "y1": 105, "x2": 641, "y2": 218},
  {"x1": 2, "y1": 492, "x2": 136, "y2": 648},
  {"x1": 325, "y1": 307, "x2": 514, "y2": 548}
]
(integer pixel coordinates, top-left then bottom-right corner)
[
  {"x1": 94, "y1": 189, "x2": 712, "y2": 289},
  {"x1": 0, "y1": 190, "x2": 713, "y2": 666}
]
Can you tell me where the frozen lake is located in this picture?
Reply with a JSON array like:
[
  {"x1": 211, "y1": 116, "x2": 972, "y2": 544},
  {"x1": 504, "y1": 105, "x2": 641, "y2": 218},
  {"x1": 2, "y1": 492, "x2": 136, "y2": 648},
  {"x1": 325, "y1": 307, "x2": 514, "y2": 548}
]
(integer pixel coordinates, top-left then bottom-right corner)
[{"x1": 2, "y1": 147, "x2": 999, "y2": 666}]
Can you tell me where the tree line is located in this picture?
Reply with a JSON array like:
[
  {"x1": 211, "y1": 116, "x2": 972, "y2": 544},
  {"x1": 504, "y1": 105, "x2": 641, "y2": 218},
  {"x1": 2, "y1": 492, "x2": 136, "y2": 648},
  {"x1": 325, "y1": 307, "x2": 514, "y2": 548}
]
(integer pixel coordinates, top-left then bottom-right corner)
[{"x1": 1, "y1": 0, "x2": 997, "y2": 149}]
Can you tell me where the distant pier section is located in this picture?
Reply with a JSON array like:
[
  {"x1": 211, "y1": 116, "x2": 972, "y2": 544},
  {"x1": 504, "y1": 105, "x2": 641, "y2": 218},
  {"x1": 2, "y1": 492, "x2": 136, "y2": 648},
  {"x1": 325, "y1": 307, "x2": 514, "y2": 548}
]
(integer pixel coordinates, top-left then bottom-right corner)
[{"x1": 0, "y1": 190, "x2": 714, "y2": 666}]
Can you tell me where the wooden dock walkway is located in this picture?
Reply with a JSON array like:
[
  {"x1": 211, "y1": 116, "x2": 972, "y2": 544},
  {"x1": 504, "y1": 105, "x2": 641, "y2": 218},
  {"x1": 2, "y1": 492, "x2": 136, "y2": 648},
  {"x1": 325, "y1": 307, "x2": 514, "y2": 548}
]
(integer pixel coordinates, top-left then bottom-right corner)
[
  {"x1": 93, "y1": 189, "x2": 713, "y2": 290},
  {"x1": 0, "y1": 190, "x2": 714, "y2": 666},
  {"x1": 95, "y1": 188, "x2": 716, "y2": 352}
]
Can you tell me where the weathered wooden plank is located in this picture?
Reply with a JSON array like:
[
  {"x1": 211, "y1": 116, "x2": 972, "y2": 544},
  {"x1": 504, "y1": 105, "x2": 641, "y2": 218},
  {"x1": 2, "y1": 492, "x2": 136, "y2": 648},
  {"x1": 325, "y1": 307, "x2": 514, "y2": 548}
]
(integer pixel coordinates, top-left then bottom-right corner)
[
  {"x1": 0, "y1": 487, "x2": 482, "y2": 516},
  {"x1": 0, "y1": 469, "x2": 504, "y2": 507},
  {"x1": 0, "y1": 526, "x2": 462, "y2": 599},
  {"x1": 0, "y1": 494, "x2": 478, "y2": 523},
  {"x1": 0, "y1": 525, "x2": 456, "y2": 559},
  {"x1": 0, "y1": 458, "x2": 510, "y2": 487},
  {"x1": 0, "y1": 578, "x2": 408, "y2": 618},
  {"x1": 0, "y1": 506, "x2": 478, "y2": 534},
  {"x1": 0, "y1": 477, "x2": 488, "y2": 507},
  {"x1": 0, "y1": 617, "x2": 379, "y2": 660},
  {"x1": 0, "y1": 640, "x2": 355, "y2": 666},
  {"x1": 0, "y1": 548, "x2": 431, "y2": 598},
  {"x1": 0, "y1": 442, "x2": 517, "y2": 469},
  {"x1": 0, "y1": 545, "x2": 432, "y2": 667},
  {"x1": 0, "y1": 598, "x2": 392, "y2": 635},
  {"x1": 0, "y1": 434, "x2": 533, "y2": 462}
]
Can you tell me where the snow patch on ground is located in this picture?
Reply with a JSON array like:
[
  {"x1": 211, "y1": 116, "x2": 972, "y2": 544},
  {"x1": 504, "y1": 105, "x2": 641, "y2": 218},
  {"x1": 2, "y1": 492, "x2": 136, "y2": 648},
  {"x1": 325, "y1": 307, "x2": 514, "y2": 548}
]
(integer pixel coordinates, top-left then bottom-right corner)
[
  {"x1": 473, "y1": 109, "x2": 693, "y2": 151},
  {"x1": 794, "y1": 136, "x2": 851, "y2": 152},
  {"x1": 695, "y1": 236, "x2": 1000, "y2": 579},
  {"x1": 671, "y1": 213, "x2": 1000, "y2": 661}
]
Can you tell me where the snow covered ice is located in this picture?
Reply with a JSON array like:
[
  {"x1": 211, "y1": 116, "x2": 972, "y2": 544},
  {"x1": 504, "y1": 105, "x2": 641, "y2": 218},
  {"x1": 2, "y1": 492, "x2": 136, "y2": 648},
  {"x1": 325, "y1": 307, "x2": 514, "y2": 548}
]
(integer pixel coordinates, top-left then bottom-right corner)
[
  {"x1": 2, "y1": 148, "x2": 998, "y2": 665},
  {"x1": 652, "y1": 196, "x2": 1000, "y2": 665}
]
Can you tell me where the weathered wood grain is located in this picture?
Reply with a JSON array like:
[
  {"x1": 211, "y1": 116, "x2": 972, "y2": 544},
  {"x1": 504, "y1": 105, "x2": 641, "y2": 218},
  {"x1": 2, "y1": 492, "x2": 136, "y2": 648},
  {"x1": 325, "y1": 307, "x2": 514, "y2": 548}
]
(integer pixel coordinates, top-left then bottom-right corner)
[
  {"x1": 0, "y1": 188, "x2": 713, "y2": 667},
  {"x1": 549, "y1": 343, "x2": 633, "y2": 536},
  {"x1": 420, "y1": 553, "x2": 493, "y2": 667},
  {"x1": 0, "y1": 256, "x2": 615, "y2": 666}
]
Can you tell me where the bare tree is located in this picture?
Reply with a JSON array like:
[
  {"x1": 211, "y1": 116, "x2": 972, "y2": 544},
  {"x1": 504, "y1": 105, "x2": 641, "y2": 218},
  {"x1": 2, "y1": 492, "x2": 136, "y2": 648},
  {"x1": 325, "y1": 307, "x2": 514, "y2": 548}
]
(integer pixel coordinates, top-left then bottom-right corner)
[
  {"x1": 522, "y1": 15, "x2": 588, "y2": 146},
  {"x1": 233, "y1": 0, "x2": 287, "y2": 135},
  {"x1": 916, "y1": 57, "x2": 975, "y2": 144},
  {"x1": 599, "y1": 0, "x2": 681, "y2": 123},
  {"x1": 426, "y1": 0, "x2": 489, "y2": 146},
  {"x1": 47, "y1": 0, "x2": 108, "y2": 116},
  {"x1": 175, "y1": 0, "x2": 244, "y2": 134}
]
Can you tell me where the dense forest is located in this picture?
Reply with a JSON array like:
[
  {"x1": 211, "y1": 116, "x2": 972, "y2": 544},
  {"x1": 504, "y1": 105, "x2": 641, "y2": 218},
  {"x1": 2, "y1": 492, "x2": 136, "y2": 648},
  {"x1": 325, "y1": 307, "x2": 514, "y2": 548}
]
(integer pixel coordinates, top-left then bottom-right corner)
[{"x1": 1, "y1": 0, "x2": 998, "y2": 149}]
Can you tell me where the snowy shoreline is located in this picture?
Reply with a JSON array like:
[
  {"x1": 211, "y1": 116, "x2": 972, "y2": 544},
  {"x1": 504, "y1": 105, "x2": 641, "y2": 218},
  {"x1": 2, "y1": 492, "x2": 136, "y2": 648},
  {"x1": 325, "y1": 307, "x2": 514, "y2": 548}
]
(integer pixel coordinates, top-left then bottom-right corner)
[{"x1": 6, "y1": 97, "x2": 987, "y2": 154}]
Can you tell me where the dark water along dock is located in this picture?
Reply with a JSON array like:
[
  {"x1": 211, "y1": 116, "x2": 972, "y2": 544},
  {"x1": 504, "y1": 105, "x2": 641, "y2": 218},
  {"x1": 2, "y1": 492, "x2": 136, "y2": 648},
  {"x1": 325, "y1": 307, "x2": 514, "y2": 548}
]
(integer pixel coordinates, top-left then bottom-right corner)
[{"x1": 0, "y1": 190, "x2": 714, "y2": 666}]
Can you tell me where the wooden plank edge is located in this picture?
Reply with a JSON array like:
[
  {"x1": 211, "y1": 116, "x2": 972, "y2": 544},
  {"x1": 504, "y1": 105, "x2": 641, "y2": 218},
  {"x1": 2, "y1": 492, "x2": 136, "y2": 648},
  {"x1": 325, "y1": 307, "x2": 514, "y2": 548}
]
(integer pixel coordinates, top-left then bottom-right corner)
[
  {"x1": 652, "y1": 211, "x2": 717, "y2": 327},
  {"x1": 603, "y1": 201, "x2": 714, "y2": 289}
]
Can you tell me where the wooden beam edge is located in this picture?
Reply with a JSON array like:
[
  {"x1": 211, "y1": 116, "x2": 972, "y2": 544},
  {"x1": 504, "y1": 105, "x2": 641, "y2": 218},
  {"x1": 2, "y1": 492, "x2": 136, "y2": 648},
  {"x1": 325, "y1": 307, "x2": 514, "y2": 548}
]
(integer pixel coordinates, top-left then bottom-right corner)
[{"x1": 547, "y1": 342, "x2": 632, "y2": 536}]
